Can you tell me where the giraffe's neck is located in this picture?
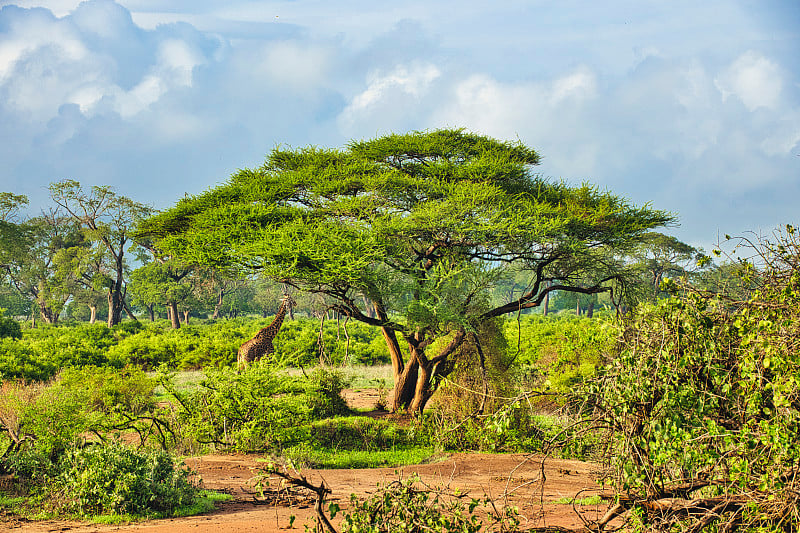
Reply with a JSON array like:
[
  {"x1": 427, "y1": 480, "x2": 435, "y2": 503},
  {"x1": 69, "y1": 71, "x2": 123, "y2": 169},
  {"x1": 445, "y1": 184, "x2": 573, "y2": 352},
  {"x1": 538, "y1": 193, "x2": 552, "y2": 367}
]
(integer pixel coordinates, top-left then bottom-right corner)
[{"x1": 269, "y1": 300, "x2": 288, "y2": 332}]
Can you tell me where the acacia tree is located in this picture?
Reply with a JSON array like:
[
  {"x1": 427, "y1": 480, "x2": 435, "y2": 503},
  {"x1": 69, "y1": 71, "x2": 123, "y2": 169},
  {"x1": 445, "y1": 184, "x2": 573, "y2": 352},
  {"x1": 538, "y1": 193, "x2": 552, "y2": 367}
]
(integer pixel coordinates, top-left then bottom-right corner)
[
  {"x1": 138, "y1": 129, "x2": 672, "y2": 414},
  {"x1": 631, "y1": 232, "x2": 703, "y2": 300},
  {"x1": 49, "y1": 181, "x2": 152, "y2": 327}
]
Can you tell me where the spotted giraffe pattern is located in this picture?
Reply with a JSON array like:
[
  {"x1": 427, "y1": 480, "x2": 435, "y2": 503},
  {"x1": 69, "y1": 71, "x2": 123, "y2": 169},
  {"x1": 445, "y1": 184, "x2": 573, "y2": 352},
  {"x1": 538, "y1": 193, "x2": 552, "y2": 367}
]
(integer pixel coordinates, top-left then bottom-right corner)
[{"x1": 237, "y1": 294, "x2": 296, "y2": 369}]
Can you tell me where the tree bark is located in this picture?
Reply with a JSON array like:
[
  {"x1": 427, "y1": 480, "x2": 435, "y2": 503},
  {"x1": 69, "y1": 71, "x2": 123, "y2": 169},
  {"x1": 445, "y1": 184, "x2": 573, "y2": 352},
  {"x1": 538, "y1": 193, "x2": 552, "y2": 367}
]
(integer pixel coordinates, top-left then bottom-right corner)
[
  {"x1": 107, "y1": 247, "x2": 126, "y2": 327},
  {"x1": 168, "y1": 301, "x2": 180, "y2": 329},
  {"x1": 212, "y1": 289, "x2": 224, "y2": 319},
  {"x1": 89, "y1": 305, "x2": 97, "y2": 324},
  {"x1": 37, "y1": 301, "x2": 58, "y2": 324}
]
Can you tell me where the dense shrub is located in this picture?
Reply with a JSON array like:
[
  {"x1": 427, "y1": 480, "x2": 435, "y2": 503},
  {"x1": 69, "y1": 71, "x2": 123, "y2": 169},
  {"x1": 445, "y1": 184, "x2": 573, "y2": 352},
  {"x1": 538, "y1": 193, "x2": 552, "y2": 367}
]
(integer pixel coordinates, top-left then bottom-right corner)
[
  {"x1": 0, "y1": 340, "x2": 56, "y2": 381},
  {"x1": 0, "y1": 367, "x2": 201, "y2": 520},
  {"x1": 502, "y1": 313, "x2": 616, "y2": 393},
  {"x1": 163, "y1": 366, "x2": 351, "y2": 453},
  {"x1": 275, "y1": 317, "x2": 390, "y2": 366},
  {"x1": 52, "y1": 444, "x2": 197, "y2": 517},
  {"x1": 0, "y1": 367, "x2": 161, "y2": 460},
  {"x1": 2, "y1": 443, "x2": 198, "y2": 518},
  {"x1": 0, "y1": 310, "x2": 22, "y2": 340},
  {"x1": 584, "y1": 227, "x2": 800, "y2": 530},
  {"x1": 0, "y1": 316, "x2": 391, "y2": 380}
]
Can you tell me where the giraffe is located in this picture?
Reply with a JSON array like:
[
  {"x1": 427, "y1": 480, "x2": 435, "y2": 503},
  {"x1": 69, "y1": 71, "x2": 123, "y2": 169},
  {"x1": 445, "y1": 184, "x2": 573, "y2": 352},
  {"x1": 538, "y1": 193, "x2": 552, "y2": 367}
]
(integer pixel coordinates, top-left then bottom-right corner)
[{"x1": 237, "y1": 294, "x2": 296, "y2": 369}]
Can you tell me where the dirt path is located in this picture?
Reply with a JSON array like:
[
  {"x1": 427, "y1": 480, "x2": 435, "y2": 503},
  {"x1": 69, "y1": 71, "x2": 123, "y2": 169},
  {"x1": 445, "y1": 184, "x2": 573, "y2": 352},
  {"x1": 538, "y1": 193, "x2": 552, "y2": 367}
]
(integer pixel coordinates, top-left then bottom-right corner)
[
  {"x1": 3, "y1": 452, "x2": 612, "y2": 532},
  {"x1": 3, "y1": 390, "x2": 613, "y2": 532}
]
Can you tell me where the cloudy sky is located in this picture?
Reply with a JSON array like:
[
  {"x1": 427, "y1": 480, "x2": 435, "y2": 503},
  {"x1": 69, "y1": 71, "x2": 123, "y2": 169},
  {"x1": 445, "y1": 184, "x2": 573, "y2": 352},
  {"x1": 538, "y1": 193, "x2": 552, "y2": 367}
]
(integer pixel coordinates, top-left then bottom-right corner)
[{"x1": 1, "y1": 0, "x2": 798, "y2": 249}]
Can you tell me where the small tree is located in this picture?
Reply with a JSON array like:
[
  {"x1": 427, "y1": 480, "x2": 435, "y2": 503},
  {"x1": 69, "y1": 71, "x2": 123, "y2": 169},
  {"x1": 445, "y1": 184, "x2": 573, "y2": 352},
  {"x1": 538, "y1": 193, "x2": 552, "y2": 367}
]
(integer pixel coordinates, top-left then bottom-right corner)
[
  {"x1": 630, "y1": 231, "x2": 704, "y2": 301},
  {"x1": 138, "y1": 129, "x2": 672, "y2": 414}
]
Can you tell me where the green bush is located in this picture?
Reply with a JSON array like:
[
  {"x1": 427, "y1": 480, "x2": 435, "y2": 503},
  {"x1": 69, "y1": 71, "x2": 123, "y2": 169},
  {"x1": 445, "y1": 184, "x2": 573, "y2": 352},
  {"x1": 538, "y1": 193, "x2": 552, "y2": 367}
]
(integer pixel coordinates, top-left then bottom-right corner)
[
  {"x1": 0, "y1": 316, "x2": 392, "y2": 381},
  {"x1": 502, "y1": 314, "x2": 616, "y2": 393},
  {"x1": 52, "y1": 443, "x2": 197, "y2": 517},
  {"x1": 274, "y1": 318, "x2": 390, "y2": 367},
  {"x1": 0, "y1": 310, "x2": 22, "y2": 340},
  {"x1": 0, "y1": 367, "x2": 162, "y2": 461},
  {"x1": 584, "y1": 228, "x2": 800, "y2": 530},
  {"x1": 163, "y1": 366, "x2": 352, "y2": 453},
  {"x1": 0, "y1": 340, "x2": 56, "y2": 381}
]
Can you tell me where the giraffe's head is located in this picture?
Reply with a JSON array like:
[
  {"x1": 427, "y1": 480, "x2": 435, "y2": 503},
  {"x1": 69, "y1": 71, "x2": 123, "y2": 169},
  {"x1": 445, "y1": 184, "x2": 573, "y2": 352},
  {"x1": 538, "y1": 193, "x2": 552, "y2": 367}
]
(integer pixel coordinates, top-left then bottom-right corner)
[{"x1": 281, "y1": 293, "x2": 297, "y2": 309}]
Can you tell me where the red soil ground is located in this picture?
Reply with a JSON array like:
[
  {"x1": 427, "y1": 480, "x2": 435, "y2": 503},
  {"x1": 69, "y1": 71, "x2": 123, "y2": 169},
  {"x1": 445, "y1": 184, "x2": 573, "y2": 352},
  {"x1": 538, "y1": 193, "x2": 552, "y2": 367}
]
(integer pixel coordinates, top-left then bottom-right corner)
[{"x1": 2, "y1": 390, "x2": 614, "y2": 532}]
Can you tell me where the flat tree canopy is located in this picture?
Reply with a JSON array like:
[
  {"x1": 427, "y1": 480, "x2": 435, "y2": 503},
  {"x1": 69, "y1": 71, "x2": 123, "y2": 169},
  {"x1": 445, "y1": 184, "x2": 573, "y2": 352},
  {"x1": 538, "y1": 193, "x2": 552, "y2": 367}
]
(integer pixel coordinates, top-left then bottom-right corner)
[{"x1": 138, "y1": 129, "x2": 673, "y2": 413}]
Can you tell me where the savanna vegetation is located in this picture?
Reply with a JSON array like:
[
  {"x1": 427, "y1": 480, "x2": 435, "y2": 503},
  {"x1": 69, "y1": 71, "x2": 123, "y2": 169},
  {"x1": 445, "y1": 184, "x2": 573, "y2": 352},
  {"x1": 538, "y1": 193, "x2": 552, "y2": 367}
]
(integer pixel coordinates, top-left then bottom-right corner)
[{"x1": 0, "y1": 131, "x2": 796, "y2": 532}]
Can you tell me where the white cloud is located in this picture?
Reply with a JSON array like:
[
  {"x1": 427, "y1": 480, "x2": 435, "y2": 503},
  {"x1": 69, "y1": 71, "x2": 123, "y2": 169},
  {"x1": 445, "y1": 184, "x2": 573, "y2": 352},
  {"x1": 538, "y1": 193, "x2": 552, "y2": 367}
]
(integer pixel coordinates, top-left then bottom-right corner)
[
  {"x1": 337, "y1": 62, "x2": 441, "y2": 134},
  {"x1": 156, "y1": 39, "x2": 202, "y2": 86},
  {"x1": 1, "y1": 0, "x2": 799, "y2": 249},
  {"x1": 347, "y1": 63, "x2": 441, "y2": 112},
  {"x1": 550, "y1": 67, "x2": 597, "y2": 105},
  {"x1": 715, "y1": 51, "x2": 783, "y2": 111}
]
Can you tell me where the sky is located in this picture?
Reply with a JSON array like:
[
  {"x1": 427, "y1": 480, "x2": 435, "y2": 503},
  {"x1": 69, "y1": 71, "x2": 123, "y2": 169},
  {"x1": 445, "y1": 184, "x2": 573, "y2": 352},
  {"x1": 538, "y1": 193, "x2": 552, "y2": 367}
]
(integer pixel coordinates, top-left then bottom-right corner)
[{"x1": 0, "y1": 0, "x2": 798, "y2": 250}]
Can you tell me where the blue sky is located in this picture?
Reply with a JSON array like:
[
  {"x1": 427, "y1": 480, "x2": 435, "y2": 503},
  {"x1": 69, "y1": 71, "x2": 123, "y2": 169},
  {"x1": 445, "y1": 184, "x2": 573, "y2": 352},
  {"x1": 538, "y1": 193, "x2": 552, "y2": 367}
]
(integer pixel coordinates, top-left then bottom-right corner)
[{"x1": 1, "y1": 0, "x2": 798, "y2": 250}]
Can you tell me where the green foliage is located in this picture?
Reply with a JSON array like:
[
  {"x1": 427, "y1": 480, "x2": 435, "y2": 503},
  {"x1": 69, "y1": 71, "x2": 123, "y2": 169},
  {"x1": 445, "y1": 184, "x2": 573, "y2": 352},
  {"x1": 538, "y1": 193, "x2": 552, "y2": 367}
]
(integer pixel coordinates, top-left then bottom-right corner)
[
  {"x1": 503, "y1": 314, "x2": 616, "y2": 394},
  {"x1": 280, "y1": 416, "x2": 432, "y2": 468},
  {"x1": 0, "y1": 366, "x2": 207, "y2": 522},
  {"x1": 163, "y1": 366, "x2": 351, "y2": 453},
  {"x1": 276, "y1": 318, "x2": 391, "y2": 367},
  {"x1": 139, "y1": 128, "x2": 672, "y2": 413},
  {"x1": 0, "y1": 309, "x2": 22, "y2": 340},
  {"x1": 340, "y1": 475, "x2": 520, "y2": 533},
  {"x1": 0, "y1": 316, "x2": 391, "y2": 382},
  {"x1": 284, "y1": 445, "x2": 435, "y2": 470},
  {"x1": 0, "y1": 366, "x2": 163, "y2": 461},
  {"x1": 584, "y1": 227, "x2": 800, "y2": 530},
  {"x1": 51, "y1": 444, "x2": 197, "y2": 517},
  {"x1": 2, "y1": 443, "x2": 199, "y2": 519}
]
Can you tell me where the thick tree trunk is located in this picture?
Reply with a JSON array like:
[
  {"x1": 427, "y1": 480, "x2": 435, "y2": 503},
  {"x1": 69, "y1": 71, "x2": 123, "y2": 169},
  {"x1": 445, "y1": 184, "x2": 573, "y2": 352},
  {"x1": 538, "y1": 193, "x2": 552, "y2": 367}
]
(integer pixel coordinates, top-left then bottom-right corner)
[
  {"x1": 168, "y1": 301, "x2": 180, "y2": 329},
  {"x1": 587, "y1": 300, "x2": 595, "y2": 318},
  {"x1": 146, "y1": 304, "x2": 155, "y2": 321},
  {"x1": 107, "y1": 286, "x2": 123, "y2": 327},
  {"x1": 391, "y1": 329, "x2": 467, "y2": 415},
  {"x1": 107, "y1": 252, "x2": 125, "y2": 327},
  {"x1": 182, "y1": 310, "x2": 190, "y2": 324},
  {"x1": 543, "y1": 291, "x2": 549, "y2": 316},
  {"x1": 408, "y1": 351, "x2": 432, "y2": 414},
  {"x1": 37, "y1": 301, "x2": 58, "y2": 324},
  {"x1": 89, "y1": 305, "x2": 97, "y2": 324},
  {"x1": 392, "y1": 358, "x2": 420, "y2": 412}
]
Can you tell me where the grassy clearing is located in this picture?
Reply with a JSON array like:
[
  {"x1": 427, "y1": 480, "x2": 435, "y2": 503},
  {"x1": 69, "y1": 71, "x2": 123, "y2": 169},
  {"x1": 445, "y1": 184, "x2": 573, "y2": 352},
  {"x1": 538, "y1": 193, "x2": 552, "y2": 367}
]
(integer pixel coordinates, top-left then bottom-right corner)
[
  {"x1": 283, "y1": 364, "x2": 393, "y2": 389},
  {"x1": 172, "y1": 490, "x2": 234, "y2": 518},
  {"x1": 283, "y1": 446, "x2": 437, "y2": 469},
  {"x1": 154, "y1": 364, "x2": 393, "y2": 396}
]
